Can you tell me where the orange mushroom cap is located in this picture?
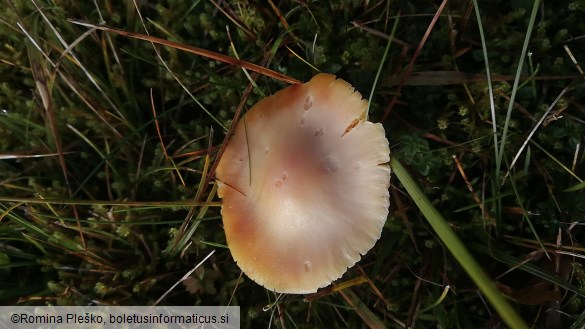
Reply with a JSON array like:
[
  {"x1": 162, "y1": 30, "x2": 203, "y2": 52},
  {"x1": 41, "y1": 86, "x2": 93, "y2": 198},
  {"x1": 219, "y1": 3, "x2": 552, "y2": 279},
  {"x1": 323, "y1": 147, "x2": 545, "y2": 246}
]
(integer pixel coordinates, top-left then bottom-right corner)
[{"x1": 216, "y1": 73, "x2": 390, "y2": 293}]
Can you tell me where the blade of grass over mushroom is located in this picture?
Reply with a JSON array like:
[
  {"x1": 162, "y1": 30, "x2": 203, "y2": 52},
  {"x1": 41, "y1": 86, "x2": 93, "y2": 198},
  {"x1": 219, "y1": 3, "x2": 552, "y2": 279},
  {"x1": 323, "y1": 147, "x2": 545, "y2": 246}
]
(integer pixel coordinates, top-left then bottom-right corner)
[
  {"x1": 198, "y1": 79, "x2": 257, "y2": 206},
  {"x1": 391, "y1": 158, "x2": 529, "y2": 329},
  {"x1": 68, "y1": 20, "x2": 301, "y2": 85},
  {"x1": 495, "y1": 0, "x2": 541, "y2": 183}
]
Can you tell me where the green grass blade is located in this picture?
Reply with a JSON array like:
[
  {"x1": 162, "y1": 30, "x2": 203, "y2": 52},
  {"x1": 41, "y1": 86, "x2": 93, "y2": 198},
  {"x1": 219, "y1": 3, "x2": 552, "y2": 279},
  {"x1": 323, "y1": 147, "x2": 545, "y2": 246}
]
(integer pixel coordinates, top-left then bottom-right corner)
[
  {"x1": 367, "y1": 12, "x2": 400, "y2": 120},
  {"x1": 530, "y1": 141, "x2": 583, "y2": 182},
  {"x1": 564, "y1": 180, "x2": 585, "y2": 192},
  {"x1": 473, "y1": 243, "x2": 585, "y2": 298},
  {"x1": 496, "y1": 0, "x2": 541, "y2": 178},
  {"x1": 339, "y1": 288, "x2": 386, "y2": 329},
  {"x1": 391, "y1": 157, "x2": 528, "y2": 329},
  {"x1": 570, "y1": 310, "x2": 585, "y2": 329},
  {"x1": 471, "y1": 0, "x2": 499, "y2": 166},
  {"x1": 506, "y1": 162, "x2": 547, "y2": 255}
]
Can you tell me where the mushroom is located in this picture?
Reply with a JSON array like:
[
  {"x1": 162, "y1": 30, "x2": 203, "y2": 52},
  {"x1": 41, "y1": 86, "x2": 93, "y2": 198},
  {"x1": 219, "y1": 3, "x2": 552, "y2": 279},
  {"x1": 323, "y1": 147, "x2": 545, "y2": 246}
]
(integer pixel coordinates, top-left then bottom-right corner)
[{"x1": 216, "y1": 73, "x2": 390, "y2": 294}]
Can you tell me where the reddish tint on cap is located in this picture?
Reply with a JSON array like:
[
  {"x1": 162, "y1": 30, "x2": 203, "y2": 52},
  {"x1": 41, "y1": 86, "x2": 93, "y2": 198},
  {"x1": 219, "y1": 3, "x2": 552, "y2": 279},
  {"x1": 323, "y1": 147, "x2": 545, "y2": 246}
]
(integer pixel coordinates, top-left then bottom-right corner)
[{"x1": 216, "y1": 73, "x2": 390, "y2": 293}]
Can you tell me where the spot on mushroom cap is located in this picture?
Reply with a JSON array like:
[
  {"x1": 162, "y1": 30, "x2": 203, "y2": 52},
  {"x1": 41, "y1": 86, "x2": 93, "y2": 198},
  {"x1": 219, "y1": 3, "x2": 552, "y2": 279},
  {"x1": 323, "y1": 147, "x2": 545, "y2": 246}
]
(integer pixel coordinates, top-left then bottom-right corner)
[{"x1": 216, "y1": 73, "x2": 391, "y2": 294}]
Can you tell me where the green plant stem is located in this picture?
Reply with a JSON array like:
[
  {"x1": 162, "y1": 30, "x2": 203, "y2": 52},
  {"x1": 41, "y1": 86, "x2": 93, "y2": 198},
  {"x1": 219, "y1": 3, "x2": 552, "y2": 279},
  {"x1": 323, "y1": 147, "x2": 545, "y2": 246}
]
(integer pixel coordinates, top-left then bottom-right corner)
[
  {"x1": 367, "y1": 11, "x2": 400, "y2": 120},
  {"x1": 390, "y1": 157, "x2": 528, "y2": 329},
  {"x1": 496, "y1": 0, "x2": 541, "y2": 180}
]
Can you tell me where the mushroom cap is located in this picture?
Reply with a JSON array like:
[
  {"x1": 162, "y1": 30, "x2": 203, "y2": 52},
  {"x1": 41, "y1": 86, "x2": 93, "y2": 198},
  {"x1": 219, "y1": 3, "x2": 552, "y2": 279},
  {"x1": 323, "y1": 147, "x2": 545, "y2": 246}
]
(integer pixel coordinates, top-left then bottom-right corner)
[{"x1": 216, "y1": 73, "x2": 390, "y2": 294}]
